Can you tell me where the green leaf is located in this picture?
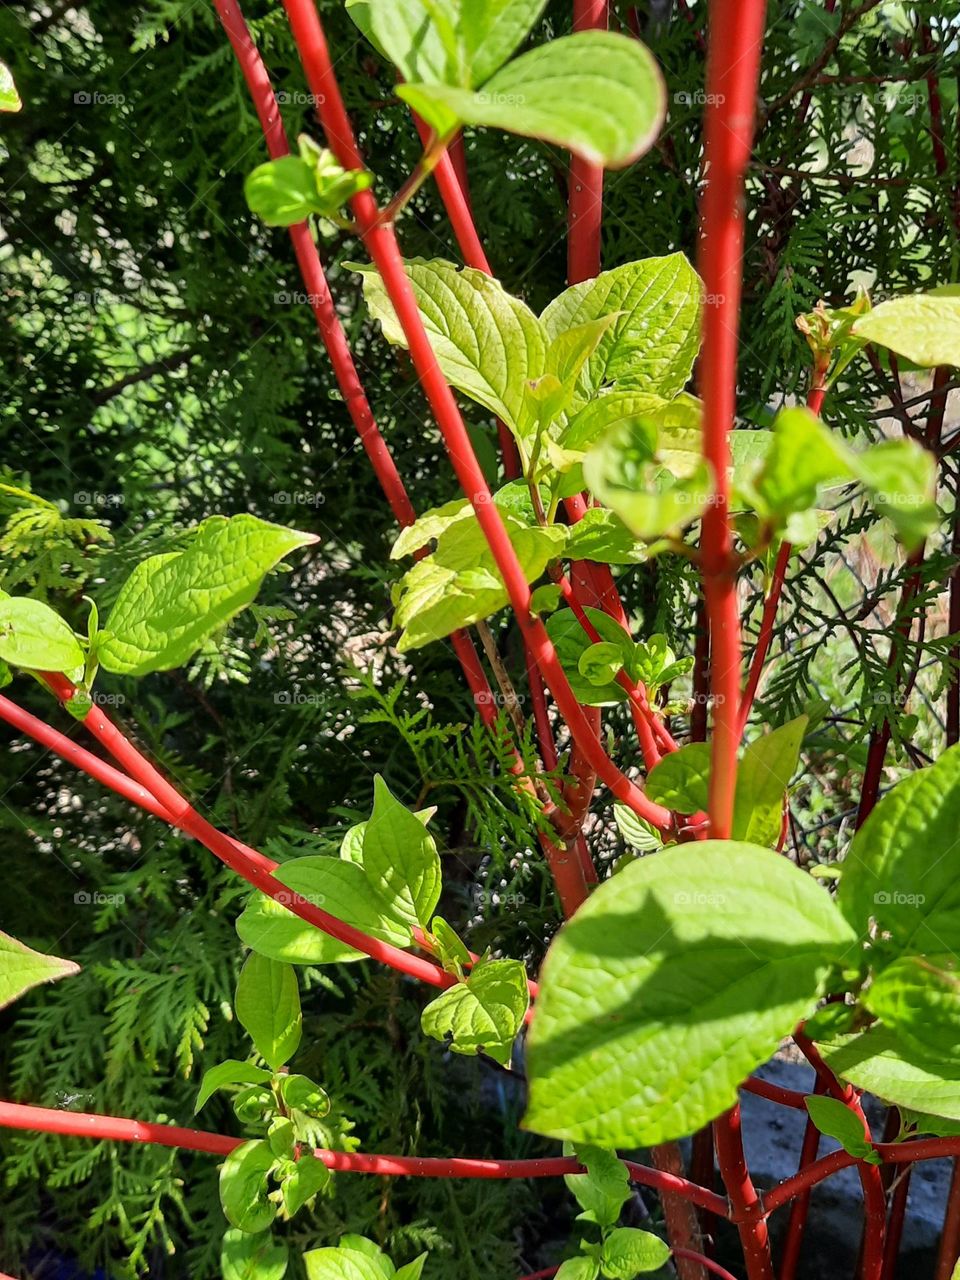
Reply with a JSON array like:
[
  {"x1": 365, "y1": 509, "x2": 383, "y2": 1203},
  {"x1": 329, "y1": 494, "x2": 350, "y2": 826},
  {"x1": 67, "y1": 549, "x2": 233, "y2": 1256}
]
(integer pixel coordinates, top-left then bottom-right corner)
[
  {"x1": 279, "y1": 1153, "x2": 331, "y2": 1218},
  {"x1": 456, "y1": 0, "x2": 550, "y2": 86},
  {"x1": 391, "y1": 482, "x2": 534, "y2": 560},
  {"x1": 542, "y1": 255, "x2": 701, "y2": 403},
  {"x1": 731, "y1": 716, "x2": 807, "y2": 847},
  {"x1": 851, "y1": 288, "x2": 960, "y2": 368},
  {"x1": 523, "y1": 315, "x2": 622, "y2": 449},
  {"x1": 0, "y1": 930, "x2": 79, "y2": 1010},
  {"x1": 564, "y1": 509, "x2": 646, "y2": 566},
  {"x1": 194, "y1": 1059, "x2": 272, "y2": 1113},
  {"x1": 613, "y1": 803, "x2": 663, "y2": 853},
  {"x1": 349, "y1": 258, "x2": 545, "y2": 432},
  {"x1": 399, "y1": 32, "x2": 665, "y2": 169},
  {"x1": 564, "y1": 1144, "x2": 630, "y2": 1228},
  {"x1": 819, "y1": 1026, "x2": 960, "y2": 1120},
  {"x1": 421, "y1": 955, "x2": 529, "y2": 1064},
  {"x1": 545, "y1": 607, "x2": 634, "y2": 706},
  {"x1": 600, "y1": 1227, "x2": 671, "y2": 1276},
  {"x1": 578, "y1": 641, "x2": 625, "y2": 687},
  {"x1": 0, "y1": 596, "x2": 84, "y2": 673},
  {"x1": 524, "y1": 842, "x2": 856, "y2": 1146},
  {"x1": 99, "y1": 515, "x2": 315, "y2": 676},
  {"x1": 219, "y1": 1140, "x2": 278, "y2": 1234},
  {"x1": 805, "y1": 1095, "x2": 881, "y2": 1164},
  {"x1": 244, "y1": 151, "x2": 372, "y2": 228},
  {"x1": 560, "y1": 391, "x2": 668, "y2": 455},
  {"x1": 279, "y1": 1074, "x2": 331, "y2": 1117},
  {"x1": 864, "y1": 954, "x2": 960, "y2": 1065},
  {"x1": 555, "y1": 1258, "x2": 599, "y2": 1280},
  {"x1": 583, "y1": 418, "x2": 713, "y2": 540},
  {"x1": 838, "y1": 744, "x2": 960, "y2": 958},
  {"x1": 393, "y1": 512, "x2": 566, "y2": 651},
  {"x1": 304, "y1": 1246, "x2": 394, "y2": 1280},
  {"x1": 394, "y1": 1256, "x2": 428, "y2": 1280},
  {"x1": 430, "y1": 915, "x2": 472, "y2": 976},
  {"x1": 363, "y1": 776, "x2": 441, "y2": 930},
  {"x1": 0, "y1": 59, "x2": 21, "y2": 113},
  {"x1": 852, "y1": 439, "x2": 939, "y2": 551},
  {"x1": 235, "y1": 954, "x2": 302, "y2": 1071},
  {"x1": 644, "y1": 742, "x2": 711, "y2": 813},
  {"x1": 346, "y1": 0, "x2": 457, "y2": 84},
  {"x1": 221, "y1": 1228, "x2": 289, "y2": 1280}
]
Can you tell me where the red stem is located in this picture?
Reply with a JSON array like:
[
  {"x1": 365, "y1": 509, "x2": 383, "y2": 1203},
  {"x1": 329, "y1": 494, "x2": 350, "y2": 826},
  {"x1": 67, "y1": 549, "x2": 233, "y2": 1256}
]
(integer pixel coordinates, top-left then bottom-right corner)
[
  {"x1": 0, "y1": 1101, "x2": 728, "y2": 1214},
  {"x1": 567, "y1": 0, "x2": 606, "y2": 285},
  {"x1": 280, "y1": 0, "x2": 672, "y2": 835},
  {"x1": 936, "y1": 1155, "x2": 960, "y2": 1280},
  {"x1": 740, "y1": 1076, "x2": 808, "y2": 1112}
]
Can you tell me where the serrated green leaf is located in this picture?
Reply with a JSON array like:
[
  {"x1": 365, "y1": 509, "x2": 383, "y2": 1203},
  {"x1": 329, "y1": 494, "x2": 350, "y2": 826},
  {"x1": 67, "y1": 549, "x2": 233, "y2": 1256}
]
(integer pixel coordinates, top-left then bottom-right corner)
[
  {"x1": 219, "y1": 1140, "x2": 278, "y2": 1233},
  {"x1": 804, "y1": 1094, "x2": 881, "y2": 1164},
  {"x1": 600, "y1": 1226, "x2": 671, "y2": 1276},
  {"x1": 421, "y1": 955, "x2": 529, "y2": 1064},
  {"x1": 731, "y1": 716, "x2": 807, "y2": 847},
  {"x1": 542, "y1": 255, "x2": 700, "y2": 403},
  {"x1": 221, "y1": 1228, "x2": 288, "y2": 1280},
  {"x1": 280, "y1": 1152, "x2": 331, "y2": 1218},
  {"x1": 363, "y1": 776, "x2": 441, "y2": 929},
  {"x1": 194, "y1": 1059, "x2": 272, "y2": 1114},
  {"x1": 564, "y1": 1143, "x2": 630, "y2": 1228},
  {"x1": 545, "y1": 607, "x2": 634, "y2": 706},
  {"x1": 0, "y1": 930, "x2": 79, "y2": 1010},
  {"x1": 0, "y1": 596, "x2": 84, "y2": 673},
  {"x1": 400, "y1": 32, "x2": 665, "y2": 169},
  {"x1": 349, "y1": 258, "x2": 545, "y2": 431},
  {"x1": 864, "y1": 954, "x2": 960, "y2": 1065},
  {"x1": 99, "y1": 515, "x2": 315, "y2": 676},
  {"x1": 525, "y1": 842, "x2": 856, "y2": 1146},
  {"x1": 645, "y1": 742, "x2": 711, "y2": 813},
  {"x1": 236, "y1": 854, "x2": 413, "y2": 966},
  {"x1": 235, "y1": 954, "x2": 302, "y2": 1071},
  {"x1": 393, "y1": 512, "x2": 566, "y2": 651},
  {"x1": 838, "y1": 744, "x2": 960, "y2": 958},
  {"x1": 851, "y1": 287, "x2": 960, "y2": 368}
]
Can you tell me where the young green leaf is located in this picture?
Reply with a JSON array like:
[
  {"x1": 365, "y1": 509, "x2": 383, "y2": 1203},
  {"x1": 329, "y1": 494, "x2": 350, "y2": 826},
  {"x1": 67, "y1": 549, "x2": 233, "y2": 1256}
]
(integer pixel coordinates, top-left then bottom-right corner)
[
  {"x1": 421, "y1": 955, "x2": 529, "y2": 1064},
  {"x1": 560, "y1": 390, "x2": 668, "y2": 455},
  {"x1": 804, "y1": 1095, "x2": 881, "y2": 1164},
  {"x1": 0, "y1": 929, "x2": 79, "y2": 1010},
  {"x1": 545, "y1": 607, "x2": 635, "y2": 706},
  {"x1": 0, "y1": 596, "x2": 84, "y2": 673},
  {"x1": 221, "y1": 1228, "x2": 289, "y2": 1280},
  {"x1": 399, "y1": 32, "x2": 665, "y2": 169},
  {"x1": 613, "y1": 803, "x2": 663, "y2": 853},
  {"x1": 731, "y1": 716, "x2": 807, "y2": 847},
  {"x1": 98, "y1": 515, "x2": 316, "y2": 676},
  {"x1": 644, "y1": 742, "x2": 711, "y2": 814},
  {"x1": 555, "y1": 1258, "x2": 599, "y2": 1280},
  {"x1": 279, "y1": 1152, "x2": 331, "y2": 1218},
  {"x1": 349, "y1": 258, "x2": 545, "y2": 433},
  {"x1": 279, "y1": 1074, "x2": 331, "y2": 1117},
  {"x1": 599, "y1": 1226, "x2": 671, "y2": 1276},
  {"x1": 863, "y1": 954, "x2": 960, "y2": 1065},
  {"x1": 194, "y1": 1059, "x2": 272, "y2": 1114},
  {"x1": 564, "y1": 1143, "x2": 630, "y2": 1228},
  {"x1": 429, "y1": 915, "x2": 472, "y2": 977},
  {"x1": 235, "y1": 954, "x2": 302, "y2": 1071},
  {"x1": 393, "y1": 513, "x2": 566, "y2": 651},
  {"x1": 542, "y1": 255, "x2": 701, "y2": 404},
  {"x1": 578, "y1": 641, "x2": 626, "y2": 688},
  {"x1": 304, "y1": 1245, "x2": 394, "y2": 1280},
  {"x1": 244, "y1": 150, "x2": 372, "y2": 228},
  {"x1": 219, "y1": 1139, "x2": 278, "y2": 1233},
  {"x1": 236, "y1": 854, "x2": 413, "y2": 965},
  {"x1": 525, "y1": 842, "x2": 856, "y2": 1147},
  {"x1": 362, "y1": 775, "x2": 441, "y2": 930},
  {"x1": 851, "y1": 287, "x2": 960, "y2": 368}
]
